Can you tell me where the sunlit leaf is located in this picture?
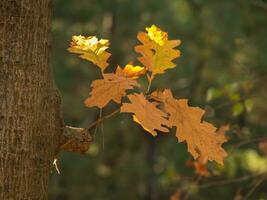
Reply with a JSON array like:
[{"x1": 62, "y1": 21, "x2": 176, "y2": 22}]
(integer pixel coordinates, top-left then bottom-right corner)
[
  {"x1": 84, "y1": 67, "x2": 140, "y2": 108},
  {"x1": 135, "y1": 25, "x2": 181, "y2": 77},
  {"x1": 121, "y1": 93, "x2": 171, "y2": 136},
  {"x1": 152, "y1": 89, "x2": 227, "y2": 165},
  {"x1": 68, "y1": 35, "x2": 111, "y2": 71},
  {"x1": 116, "y1": 64, "x2": 146, "y2": 79}
]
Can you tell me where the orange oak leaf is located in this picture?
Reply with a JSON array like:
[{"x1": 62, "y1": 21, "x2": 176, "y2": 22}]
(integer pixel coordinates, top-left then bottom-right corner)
[
  {"x1": 151, "y1": 89, "x2": 227, "y2": 165},
  {"x1": 84, "y1": 70, "x2": 139, "y2": 108},
  {"x1": 120, "y1": 93, "x2": 171, "y2": 136},
  {"x1": 116, "y1": 64, "x2": 146, "y2": 79},
  {"x1": 68, "y1": 35, "x2": 111, "y2": 71},
  {"x1": 216, "y1": 125, "x2": 230, "y2": 141},
  {"x1": 186, "y1": 157, "x2": 211, "y2": 177},
  {"x1": 135, "y1": 25, "x2": 181, "y2": 76}
]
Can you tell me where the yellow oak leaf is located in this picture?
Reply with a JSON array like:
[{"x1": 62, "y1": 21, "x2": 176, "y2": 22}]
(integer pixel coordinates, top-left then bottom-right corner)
[
  {"x1": 116, "y1": 64, "x2": 146, "y2": 79},
  {"x1": 151, "y1": 89, "x2": 227, "y2": 165},
  {"x1": 68, "y1": 35, "x2": 111, "y2": 71},
  {"x1": 120, "y1": 93, "x2": 171, "y2": 136},
  {"x1": 135, "y1": 25, "x2": 181, "y2": 76},
  {"x1": 84, "y1": 70, "x2": 139, "y2": 108},
  {"x1": 145, "y1": 25, "x2": 168, "y2": 46}
]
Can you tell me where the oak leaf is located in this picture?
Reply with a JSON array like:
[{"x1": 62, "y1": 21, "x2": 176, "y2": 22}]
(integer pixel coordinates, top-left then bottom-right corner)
[
  {"x1": 116, "y1": 64, "x2": 146, "y2": 79},
  {"x1": 146, "y1": 25, "x2": 168, "y2": 46},
  {"x1": 216, "y1": 125, "x2": 229, "y2": 141},
  {"x1": 68, "y1": 35, "x2": 111, "y2": 71},
  {"x1": 151, "y1": 89, "x2": 227, "y2": 165},
  {"x1": 135, "y1": 25, "x2": 181, "y2": 76},
  {"x1": 186, "y1": 157, "x2": 211, "y2": 177},
  {"x1": 84, "y1": 69, "x2": 139, "y2": 108},
  {"x1": 120, "y1": 93, "x2": 171, "y2": 136}
]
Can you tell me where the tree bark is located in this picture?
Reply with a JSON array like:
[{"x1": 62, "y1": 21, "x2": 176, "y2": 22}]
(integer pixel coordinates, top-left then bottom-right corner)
[{"x1": 0, "y1": 1, "x2": 90, "y2": 199}]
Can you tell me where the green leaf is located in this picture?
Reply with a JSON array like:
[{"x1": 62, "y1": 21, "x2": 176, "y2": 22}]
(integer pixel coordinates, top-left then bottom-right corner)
[
  {"x1": 232, "y1": 103, "x2": 244, "y2": 116},
  {"x1": 206, "y1": 88, "x2": 222, "y2": 102},
  {"x1": 244, "y1": 99, "x2": 254, "y2": 112}
]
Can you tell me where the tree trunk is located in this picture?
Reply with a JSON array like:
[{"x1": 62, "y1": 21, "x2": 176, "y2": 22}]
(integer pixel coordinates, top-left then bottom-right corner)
[{"x1": 0, "y1": 1, "x2": 90, "y2": 199}]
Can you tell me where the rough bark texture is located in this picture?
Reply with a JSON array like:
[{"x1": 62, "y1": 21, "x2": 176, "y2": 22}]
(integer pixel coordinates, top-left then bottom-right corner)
[
  {"x1": 0, "y1": 0, "x2": 61, "y2": 199},
  {"x1": 0, "y1": 0, "x2": 92, "y2": 199}
]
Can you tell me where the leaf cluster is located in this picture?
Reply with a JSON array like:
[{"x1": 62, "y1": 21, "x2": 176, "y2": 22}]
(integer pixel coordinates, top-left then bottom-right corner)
[{"x1": 68, "y1": 25, "x2": 227, "y2": 165}]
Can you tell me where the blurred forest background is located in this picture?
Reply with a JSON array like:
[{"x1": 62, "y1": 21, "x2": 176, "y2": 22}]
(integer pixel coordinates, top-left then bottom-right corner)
[{"x1": 48, "y1": 0, "x2": 267, "y2": 199}]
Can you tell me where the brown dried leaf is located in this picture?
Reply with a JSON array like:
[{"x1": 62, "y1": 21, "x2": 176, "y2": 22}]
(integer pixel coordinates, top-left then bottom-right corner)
[
  {"x1": 84, "y1": 72, "x2": 139, "y2": 108},
  {"x1": 120, "y1": 93, "x2": 171, "y2": 136},
  {"x1": 216, "y1": 125, "x2": 230, "y2": 141},
  {"x1": 151, "y1": 89, "x2": 227, "y2": 165}
]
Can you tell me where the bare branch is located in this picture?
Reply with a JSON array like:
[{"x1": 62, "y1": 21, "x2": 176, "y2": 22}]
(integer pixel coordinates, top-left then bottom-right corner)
[
  {"x1": 243, "y1": 175, "x2": 266, "y2": 200},
  {"x1": 87, "y1": 108, "x2": 120, "y2": 130},
  {"x1": 233, "y1": 137, "x2": 267, "y2": 149},
  {"x1": 252, "y1": 0, "x2": 267, "y2": 11},
  {"x1": 198, "y1": 172, "x2": 266, "y2": 189}
]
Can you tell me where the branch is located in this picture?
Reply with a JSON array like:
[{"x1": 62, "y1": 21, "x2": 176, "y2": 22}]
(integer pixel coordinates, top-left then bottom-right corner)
[
  {"x1": 233, "y1": 137, "x2": 267, "y2": 149},
  {"x1": 87, "y1": 108, "x2": 120, "y2": 130},
  {"x1": 252, "y1": 0, "x2": 267, "y2": 11},
  {"x1": 198, "y1": 172, "x2": 266, "y2": 189},
  {"x1": 59, "y1": 126, "x2": 92, "y2": 154},
  {"x1": 58, "y1": 108, "x2": 120, "y2": 154},
  {"x1": 243, "y1": 175, "x2": 266, "y2": 200}
]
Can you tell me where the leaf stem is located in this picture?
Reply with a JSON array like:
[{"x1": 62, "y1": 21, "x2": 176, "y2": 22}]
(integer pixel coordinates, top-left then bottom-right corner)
[{"x1": 146, "y1": 74, "x2": 154, "y2": 94}]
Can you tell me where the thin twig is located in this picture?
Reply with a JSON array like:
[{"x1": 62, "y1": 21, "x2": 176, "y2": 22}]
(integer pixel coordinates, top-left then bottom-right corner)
[
  {"x1": 182, "y1": 176, "x2": 202, "y2": 200},
  {"x1": 198, "y1": 172, "x2": 265, "y2": 189},
  {"x1": 93, "y1": 111, "x2": 102, "y2": 139},
  {"x1": 99, "y1": 109, "x2": 105, "y2": 150},
  {"x1": 93, "y1": 122, "x2": 98, "y2": 140},
  {"x1": 233, "y1": 137, "x2": 267, "y2": 149},
  {"x1": 53, "y1": 158, "x2": 61, "y2": 174},
  {"x1": 87, "y1": 108, "x2": 120, "y2": 130},
  {"x1": 243, "y1": 174, "x2": 266, "y2": 200}
]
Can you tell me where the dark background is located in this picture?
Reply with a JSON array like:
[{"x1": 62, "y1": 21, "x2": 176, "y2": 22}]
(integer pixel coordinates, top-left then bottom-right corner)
[{"x1": 48, "y1": 0, "x2": 267, "y2": 199}]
